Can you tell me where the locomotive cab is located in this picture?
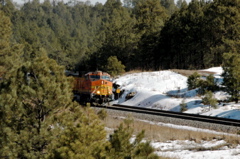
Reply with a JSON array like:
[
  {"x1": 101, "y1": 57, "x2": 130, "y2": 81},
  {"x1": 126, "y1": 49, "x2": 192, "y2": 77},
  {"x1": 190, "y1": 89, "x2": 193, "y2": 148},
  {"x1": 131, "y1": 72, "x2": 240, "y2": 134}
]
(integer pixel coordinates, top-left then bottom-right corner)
[
  {"x1": 73, "y1": 70, "x2": 113, "y2": 105},
  {"x1": 87, "y1": 71, "x2": 111, "y2": 81}
]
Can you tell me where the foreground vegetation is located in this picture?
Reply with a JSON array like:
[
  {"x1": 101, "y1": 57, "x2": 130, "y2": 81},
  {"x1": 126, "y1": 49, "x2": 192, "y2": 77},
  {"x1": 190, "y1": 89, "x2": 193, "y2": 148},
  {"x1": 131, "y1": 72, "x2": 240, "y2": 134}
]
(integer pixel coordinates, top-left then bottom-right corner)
[
  {"x1": 0, "y1": 0, "x2": 240, "y2": 158},
  {"x1": 0, "y1": 11, "x2": 158, "y2": 158}
]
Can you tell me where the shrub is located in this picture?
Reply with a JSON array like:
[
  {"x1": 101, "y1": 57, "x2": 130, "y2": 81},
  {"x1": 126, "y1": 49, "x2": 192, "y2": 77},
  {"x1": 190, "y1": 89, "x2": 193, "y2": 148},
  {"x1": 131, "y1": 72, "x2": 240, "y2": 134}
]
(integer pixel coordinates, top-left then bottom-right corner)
[
  {"x1": 187, "y1": 72, "x2": 201, "y2": 90},
  {"x1": 180, "y1": 99, "x2": 188, "y2": 112},
  {"x1": 107, "y1": 118, "x2": 158, "y2": 159},
  {"x1": 202, "y1": 91, "x2": 218, "y2": 110},
  {"x1": 199, "y1": 74, "x2": 219, "y2": 94}
]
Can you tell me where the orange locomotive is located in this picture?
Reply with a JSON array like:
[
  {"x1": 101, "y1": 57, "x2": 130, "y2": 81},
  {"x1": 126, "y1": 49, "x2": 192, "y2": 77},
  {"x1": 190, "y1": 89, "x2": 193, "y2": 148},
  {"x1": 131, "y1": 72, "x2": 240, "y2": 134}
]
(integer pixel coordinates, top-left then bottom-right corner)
[{"x1": 73, "y1": 71, "x2": 113, "y2": 104}]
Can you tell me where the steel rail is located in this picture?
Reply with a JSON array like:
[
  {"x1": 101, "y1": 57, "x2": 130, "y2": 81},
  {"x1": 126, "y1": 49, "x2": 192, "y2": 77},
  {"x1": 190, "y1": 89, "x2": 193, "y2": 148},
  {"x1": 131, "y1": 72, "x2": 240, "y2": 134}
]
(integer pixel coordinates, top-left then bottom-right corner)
[{"x1": 93, "y1": 104, "x2": 240, "y2": 127}]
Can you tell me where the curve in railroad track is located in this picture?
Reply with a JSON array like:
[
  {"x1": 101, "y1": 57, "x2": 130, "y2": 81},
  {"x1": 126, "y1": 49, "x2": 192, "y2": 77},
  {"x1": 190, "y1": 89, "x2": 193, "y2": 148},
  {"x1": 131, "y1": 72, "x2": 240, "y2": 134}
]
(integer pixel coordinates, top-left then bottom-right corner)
[{"x1": 92, "y1": 104, "x2": 240, "y2": 130}]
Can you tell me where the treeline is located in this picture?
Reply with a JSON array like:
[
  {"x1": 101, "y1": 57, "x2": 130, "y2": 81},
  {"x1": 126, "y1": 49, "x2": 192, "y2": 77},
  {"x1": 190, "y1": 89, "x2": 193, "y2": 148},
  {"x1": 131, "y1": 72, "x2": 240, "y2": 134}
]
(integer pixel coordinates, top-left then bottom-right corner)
[{"x1": 1, "y1": 0, "x2": 240, "y2": 72}]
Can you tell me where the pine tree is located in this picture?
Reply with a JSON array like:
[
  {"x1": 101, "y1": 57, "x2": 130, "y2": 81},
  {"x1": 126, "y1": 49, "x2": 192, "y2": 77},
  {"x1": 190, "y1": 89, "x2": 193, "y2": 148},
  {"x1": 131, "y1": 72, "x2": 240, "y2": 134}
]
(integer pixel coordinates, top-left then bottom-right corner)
[
  {"x1": 48, "y1": 106, "x2": 109, "y2": 159},
  {"x1": 134, "y1": 0, "x2": 168, "y2": 69},
  {"x1": 96, "y1": 0, "x2": 138, "y2": 70},
  {"x1": 180, "y1": 98, "x2": 187, "y2": 112},
  {"x1": 187, "y1": 72, "x2": 201, "y2": 90},
  {"x1": 0, "y1": 11, "x2": 22, "y2": 78},
  {"x1": 199, "y1": 74, "x2": 218, "y2": 94},
  {"x1": 0, "y1": 11, "x2": 24, "y2": 156},
  {"x1": 0, "y1": 49, "x2": 74, "y2": 158},
  {"x1": 134, "y1": 0, "x2": 168, "y2": 34},
  {"x1": 203, "y1": 0, "x2": 240, "y2": 67},
  {"x1": 1, "y1": 48, "x2": 110, "y2": 158},
  {"x1": 0, "y1": 0, "x2": 15, "y2": 18},
  {"x1": 0, "y1": 11, "x2": 11, "y2": 76},
  {"x1": 107, "y1": 118, "x2": 158, "y2": 159},
  {"x1": 160, "y1": 0, "x2": 177, "y2": 15},
  {"x1": 202, "y1": 91, "x2": 218, "y2": 110},
  {"x1": 97, "y1": 108, "x2": 107, "y2": 120},
  {"x1": 222, "y1": 52, "x2": 240, "y2": 103},
  {"x1": 176, "y1": 0, "x2": 186, "y2": 8},
  {"x1": 105, "y1": 56, "x2": 125, "y2": 77}
]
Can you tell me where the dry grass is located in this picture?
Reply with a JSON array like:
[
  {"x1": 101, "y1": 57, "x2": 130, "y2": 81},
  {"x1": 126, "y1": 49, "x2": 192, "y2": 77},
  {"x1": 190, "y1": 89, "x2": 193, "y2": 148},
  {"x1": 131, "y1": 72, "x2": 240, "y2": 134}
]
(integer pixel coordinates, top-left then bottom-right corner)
[
  {"x1": 123, "y1": 69, "x2": 143, "y2": 75},
  {"x1": 121, "y1": 69, "x2": 158, "y2": 76},
  {"x1": 187, "y1": 142, "x2": 230, "y2": 151},
  {"x1": 102, "y1": 115, "x2": 240, "y2": 145},
  {"x1": 171, "y1": 69, "x2": 216, "y2": 77}
]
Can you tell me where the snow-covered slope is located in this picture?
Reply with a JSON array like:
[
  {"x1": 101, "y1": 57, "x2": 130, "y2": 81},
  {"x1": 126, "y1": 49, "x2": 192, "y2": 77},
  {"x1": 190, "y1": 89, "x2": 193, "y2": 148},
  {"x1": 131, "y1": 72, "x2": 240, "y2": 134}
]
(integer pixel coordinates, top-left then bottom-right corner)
[
  {"x1": 113, "y1": 67, "x2": 240, "y2": 120},
  {"x1": 111, "y1": 67, "x2": 240, "y2": 159}
]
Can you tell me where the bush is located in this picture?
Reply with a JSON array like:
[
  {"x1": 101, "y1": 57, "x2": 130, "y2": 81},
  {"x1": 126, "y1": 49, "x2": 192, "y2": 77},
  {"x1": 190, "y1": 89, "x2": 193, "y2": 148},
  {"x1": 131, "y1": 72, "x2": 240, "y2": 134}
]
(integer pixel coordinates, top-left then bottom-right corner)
[
  {"x1": 187, "y1": 72, "x2": 201, "y2": 90},
  {"x1": 180, "y1": 99, "x2": 187, "y2": 112},
  {"x1": 188, "y1": 73, "x2": 219, "y2": 95},
  {"x1": 199, "y1": 74, "x2": 219, "y2": 94},
  {"x1": 107, "y1": 118, "x2": 158, "y2": 159},
  {"x1": 202, "y1": 91, "x2": 218, "y2": 110}
]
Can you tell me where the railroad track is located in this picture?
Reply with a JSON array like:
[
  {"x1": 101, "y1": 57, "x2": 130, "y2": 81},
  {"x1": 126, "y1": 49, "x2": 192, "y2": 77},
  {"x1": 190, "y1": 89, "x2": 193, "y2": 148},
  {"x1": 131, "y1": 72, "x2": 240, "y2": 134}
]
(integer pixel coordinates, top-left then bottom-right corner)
[{"x1": 93, "y1": 104, "x2": 240, "y2": 128}]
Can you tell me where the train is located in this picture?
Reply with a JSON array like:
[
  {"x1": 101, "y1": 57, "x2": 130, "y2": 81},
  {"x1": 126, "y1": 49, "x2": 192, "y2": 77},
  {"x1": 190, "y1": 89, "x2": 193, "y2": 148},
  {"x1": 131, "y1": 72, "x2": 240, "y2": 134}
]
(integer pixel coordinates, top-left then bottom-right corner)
[{"x1": 71, "y1": 71, "x2": 113, "y2": 105}]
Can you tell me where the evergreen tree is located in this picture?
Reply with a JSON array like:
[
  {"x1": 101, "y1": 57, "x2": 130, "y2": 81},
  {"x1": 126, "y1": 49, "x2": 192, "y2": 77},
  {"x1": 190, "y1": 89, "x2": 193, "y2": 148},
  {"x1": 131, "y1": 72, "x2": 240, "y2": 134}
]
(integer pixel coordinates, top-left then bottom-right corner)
[
  {"x1": 0, "y1": 48, "x2": 110, "y2": 158},
  {"x1": 187, "y1": 72, "x2": 201, "y2": 90},
  {"x1": 0, "y1": 10, "x2": 11, "y2": 77},
  {"x1": 199, "y1": 74, "x2": 218, "y2": 94},
  {"x1": 176, "y1": 0, "x2": 186, "y2": 8},
  {"x1": 0, "y1": 10, "x2": 22, "y2": 78},
  {"x1": 134, "y1": 0, "x2": 168, "y2": 36},
  {"x1": 105, "y1": 56, "x2": 125, "y2": 77},
  {"x1": 205, "y1": 74, "x2": 216, "y2": 91},
  {"x1": 155, "y1": 0, "x2": 208, "y2": 69},
  {"x1": 154, "y1": 0, "x2": 240, "y2": 70},
  {"x1": 160, "y1": 0, "x2": 177, "y2": 15},
  {"x1": 107, "y1": 118, "x2": 158, "y2": 159},
  {"x1": 133, "y1": 0, "x2": 168, "y2": 69},
  {"x1": 0, "y1": 14, "x2": 110, "y2": 156},
  {"x1": 97, "y1": 108, "x2": 107, "y2": 120},
  {"x1": 48, "y1": 106, "x2": 109, "y2": 159},
  {"x1": 0, "y1": 50, "x2": 74, "y2": 158},
  {"x1": 0, "y1": 10, "x2": 22, "y2": 157},
  {"x1": 153, "y1": 2, "x2": 187, "y2": 69},
  {"x1": 203, "y1": 0, "x2": 240, "y2": 67},
  {"x1": 222, "y1": 52, "x2": 240, "y2": 103},
  {"x1": 0, "y1": 0, "x2": 15, "y2": 18},
  {"x1": 96, "y1": 0, "x2": 138, "y2": 70},
  {"x1": 180, "y1": 98, "x2": 187, "y2": 112},
  {"x1": 202, "y1": 91, "x2": 218, "y2": 110}
]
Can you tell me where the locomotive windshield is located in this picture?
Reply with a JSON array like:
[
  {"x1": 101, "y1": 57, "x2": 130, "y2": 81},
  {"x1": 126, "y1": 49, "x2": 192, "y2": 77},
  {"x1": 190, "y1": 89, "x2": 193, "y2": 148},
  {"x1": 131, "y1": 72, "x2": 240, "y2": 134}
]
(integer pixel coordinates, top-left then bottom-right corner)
[
  {"x1": 85, "y1": 71, "x2": 111, "y2": 81},
  {"x1": 102, "y1": 75, "x2": 110, "y2": 80},
  {"x1": 89, "y1": 75, "x2": 110, "y2": 81},
  {"x1": 90, "y1": 75, "x2": 100, "y2": 79}
]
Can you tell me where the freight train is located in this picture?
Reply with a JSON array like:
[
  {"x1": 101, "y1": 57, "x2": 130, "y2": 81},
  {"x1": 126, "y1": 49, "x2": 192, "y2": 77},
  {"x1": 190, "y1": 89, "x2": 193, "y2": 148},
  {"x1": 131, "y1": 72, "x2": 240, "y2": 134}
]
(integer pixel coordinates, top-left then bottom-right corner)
[{"x1": 71, "y1": 71, "x2": 113, "y2": 105}]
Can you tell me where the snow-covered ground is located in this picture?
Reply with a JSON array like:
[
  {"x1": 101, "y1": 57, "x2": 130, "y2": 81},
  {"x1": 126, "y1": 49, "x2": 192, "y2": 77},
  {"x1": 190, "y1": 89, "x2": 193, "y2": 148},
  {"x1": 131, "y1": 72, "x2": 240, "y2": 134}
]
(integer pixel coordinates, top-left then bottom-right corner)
[
  {"x1": 113, "y1": 67, "x2": 240, "y2": 120},
  {"x1": 153, "y1": 139, "x2": 240, "y2": 159},
  {"x1": 112, "y1": 67, "x2": 240, "y2": 159}
]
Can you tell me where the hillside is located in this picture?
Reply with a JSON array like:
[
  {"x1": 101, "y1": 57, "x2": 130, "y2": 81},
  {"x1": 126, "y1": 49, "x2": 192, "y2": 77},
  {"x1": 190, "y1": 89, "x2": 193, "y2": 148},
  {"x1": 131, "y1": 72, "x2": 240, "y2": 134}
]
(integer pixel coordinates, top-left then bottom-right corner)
[{"x1": 112, "y1": 67, "x2": 240, "y2": 120}]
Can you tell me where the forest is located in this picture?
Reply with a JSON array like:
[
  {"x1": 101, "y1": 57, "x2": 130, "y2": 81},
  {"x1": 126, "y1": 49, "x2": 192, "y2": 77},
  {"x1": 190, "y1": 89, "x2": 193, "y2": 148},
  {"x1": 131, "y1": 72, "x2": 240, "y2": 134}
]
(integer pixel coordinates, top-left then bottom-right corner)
[
  {"x1": 0, "y1": 0, "x2": 239, "y2": 158},
  {"x1": 1, "y1": 0, "x2": 239, "y2": 72}
]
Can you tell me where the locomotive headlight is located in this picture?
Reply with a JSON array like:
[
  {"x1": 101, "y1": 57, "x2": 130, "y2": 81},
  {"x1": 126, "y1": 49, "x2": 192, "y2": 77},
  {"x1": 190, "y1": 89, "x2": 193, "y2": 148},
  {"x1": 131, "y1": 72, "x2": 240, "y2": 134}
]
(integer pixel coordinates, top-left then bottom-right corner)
[{"x1": 97, "y1": 90, "x2": 100, "y2": 94}]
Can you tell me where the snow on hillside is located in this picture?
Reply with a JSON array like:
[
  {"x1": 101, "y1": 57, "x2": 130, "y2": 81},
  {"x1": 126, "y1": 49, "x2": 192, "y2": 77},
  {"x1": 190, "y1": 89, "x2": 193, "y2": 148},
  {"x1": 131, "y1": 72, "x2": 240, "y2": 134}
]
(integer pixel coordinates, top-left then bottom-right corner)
[
  {"x1": 113, "y1": 67, "x2": 240, "y2": 120},
  {"x1": 112, "y1": 67, "x2": 240, "y2": 159}
]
